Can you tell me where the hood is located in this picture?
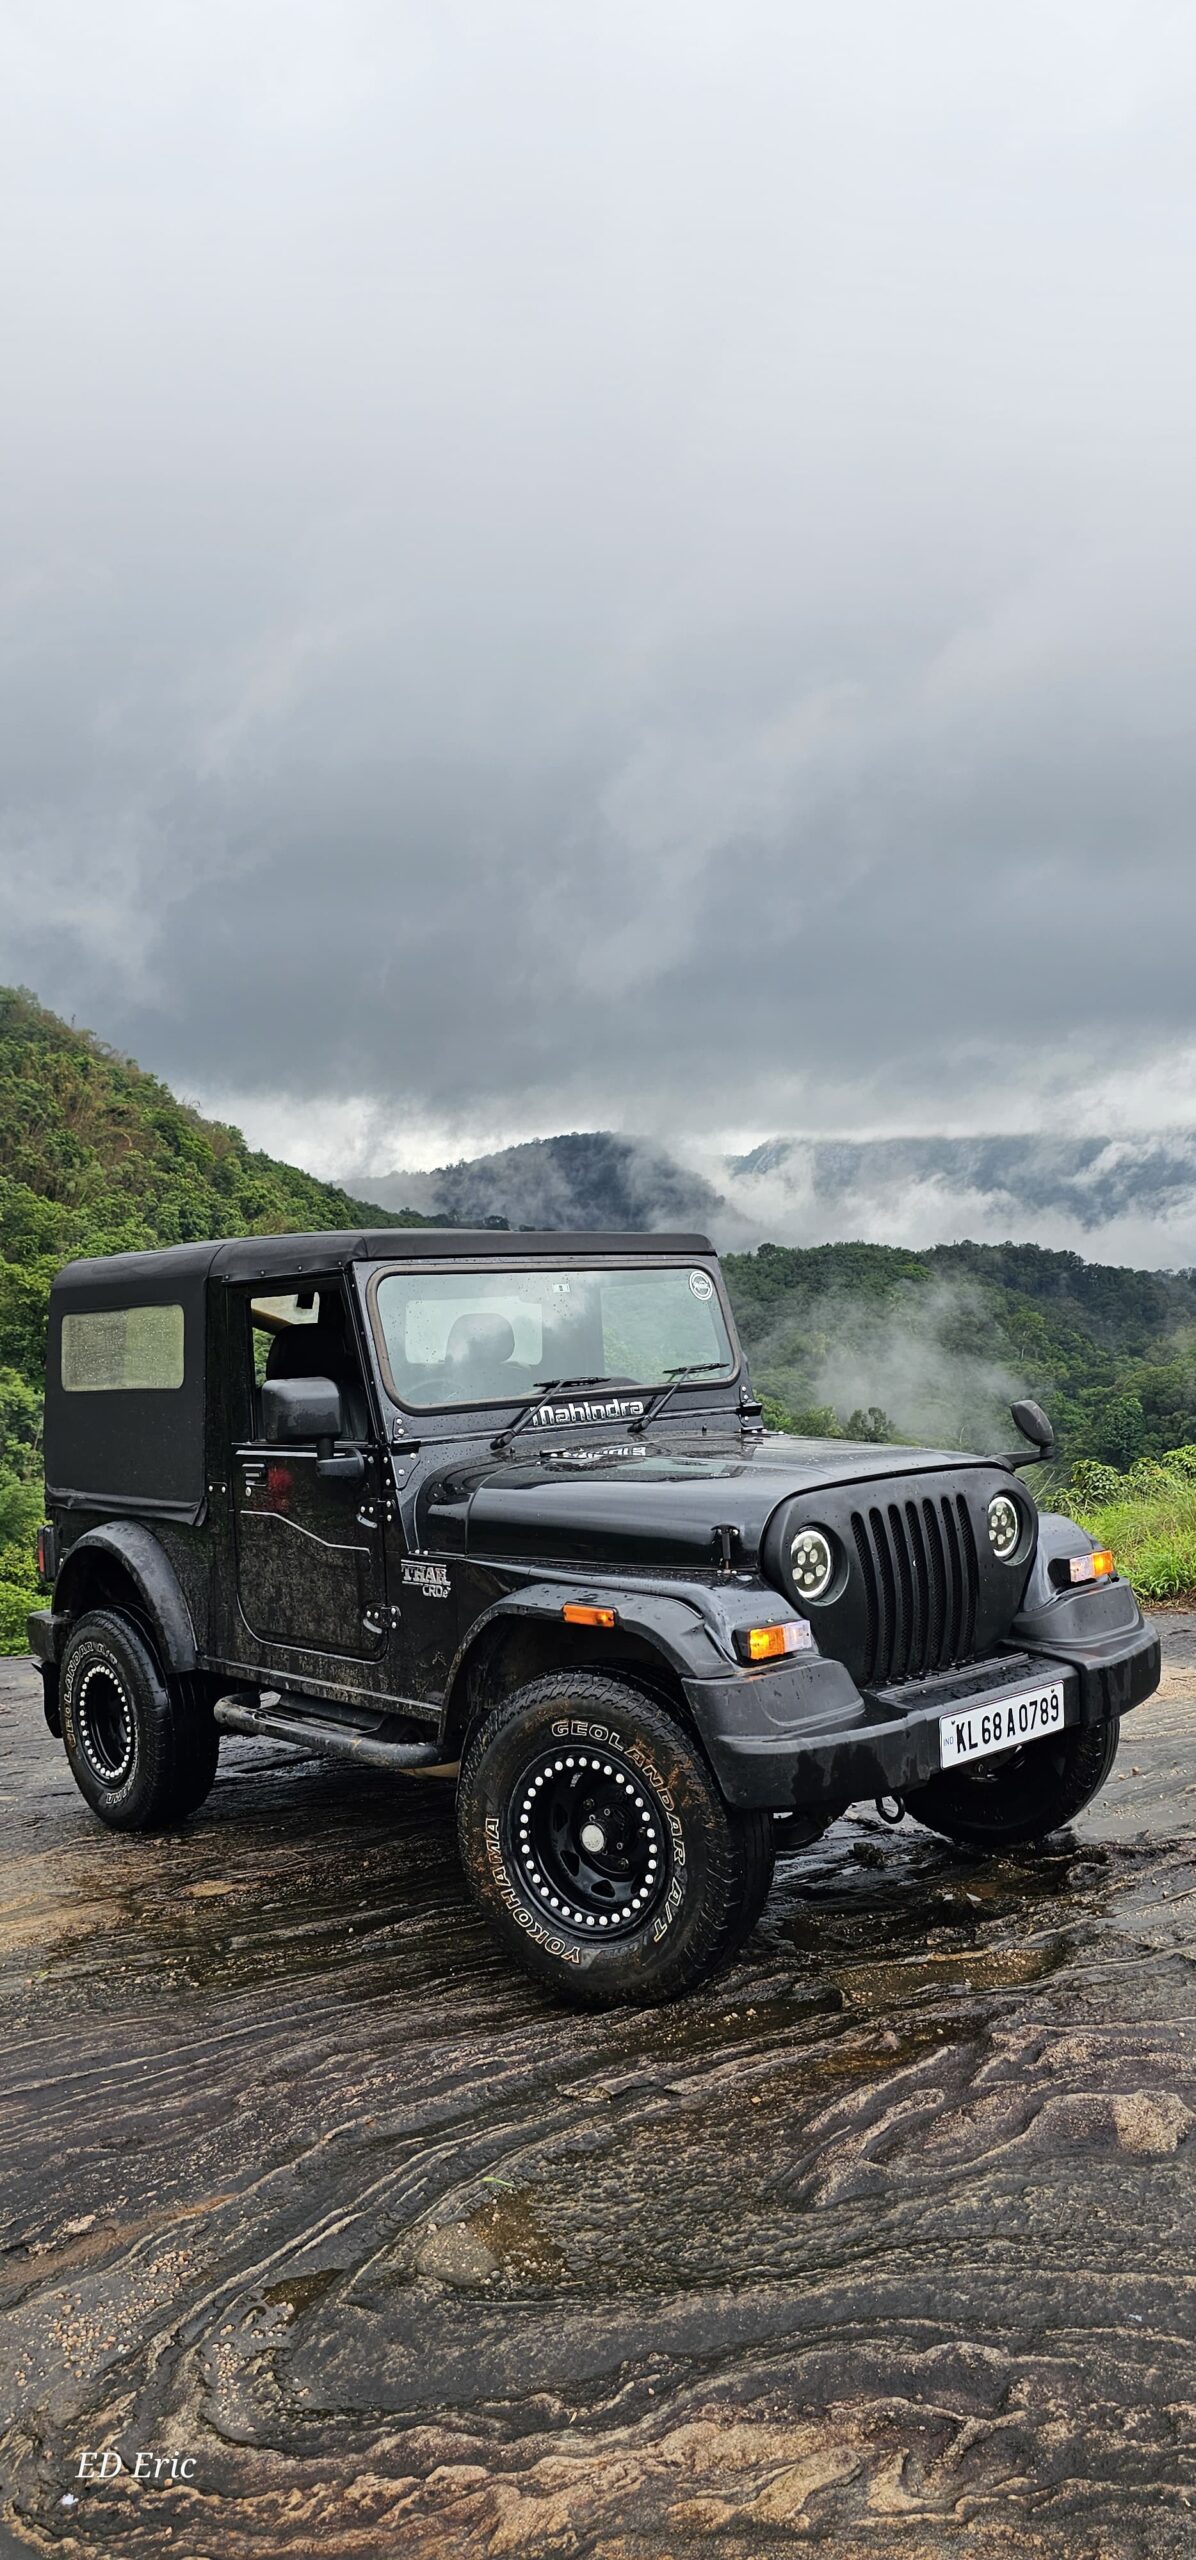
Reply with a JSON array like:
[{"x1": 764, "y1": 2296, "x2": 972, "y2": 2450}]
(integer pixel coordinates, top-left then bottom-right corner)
[{"x1": 420, "y1": 1429, "x2": 1000, "y2": 1573}]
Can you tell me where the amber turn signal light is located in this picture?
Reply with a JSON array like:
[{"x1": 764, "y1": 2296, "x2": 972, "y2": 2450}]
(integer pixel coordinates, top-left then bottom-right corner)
[
  {"x1": 562, "y1": 1603, "x2": 617, "y2": 1628},
  {"x1": 1068, "y1": 1548, "x2": 1114, "y2": 1584},
  {"x1": 736, "y1": 1621, "x2": 813, "y2": 1664}
]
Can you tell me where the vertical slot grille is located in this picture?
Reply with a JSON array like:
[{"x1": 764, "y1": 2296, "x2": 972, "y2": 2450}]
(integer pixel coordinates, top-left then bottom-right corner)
[
  {"x1": 849, "y1": 1491, "x2": 982, "y2": 1686},
  {"x1": 955, "y1": 1490, "x2": 979, "y2": 1660}
]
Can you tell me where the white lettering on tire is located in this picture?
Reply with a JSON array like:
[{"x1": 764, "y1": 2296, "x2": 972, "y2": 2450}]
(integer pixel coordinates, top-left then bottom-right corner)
[{"x1": 483, "y1": 1814, "x2": 581, "y2": 1965}]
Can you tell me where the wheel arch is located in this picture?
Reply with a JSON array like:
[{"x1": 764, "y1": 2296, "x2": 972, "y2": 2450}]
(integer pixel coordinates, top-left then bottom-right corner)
[
  {"x1": 54, "y1": 1523, "x2": 198, "y2": 1676},
  {"x1": 441, "y1": 1588, "x2": 709, "y2": 1762}
]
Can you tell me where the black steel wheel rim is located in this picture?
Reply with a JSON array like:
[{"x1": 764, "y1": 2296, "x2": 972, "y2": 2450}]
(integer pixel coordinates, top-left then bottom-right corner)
[
  {"x1": 508, "y1": 1739, "x2": 672, "y2": 1938},
  {"x1": 75, "y1": 1663, "x2": 135, "y2": 1786}
]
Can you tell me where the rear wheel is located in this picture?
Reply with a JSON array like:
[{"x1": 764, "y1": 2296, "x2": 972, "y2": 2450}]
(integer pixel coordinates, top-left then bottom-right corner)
[
  {"x1": 457, "y1": 1671, "x2": 775, "y2": 2007},
  {"x1": 59, "y1": 1610, "x2": 219, "y2": 1831},
  {"x1": 904, "y1": 1714, "x2": 1120, "y2": 1849}
]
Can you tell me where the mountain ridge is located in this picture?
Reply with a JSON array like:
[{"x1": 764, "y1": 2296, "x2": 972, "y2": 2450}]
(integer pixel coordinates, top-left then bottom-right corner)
[
  {"x1": 5, "y1": 989, "x2": 1196, "y2": 1651},
  {"x1": 347, "y1": 1127, "x2": 1196, "y2": 1265}
]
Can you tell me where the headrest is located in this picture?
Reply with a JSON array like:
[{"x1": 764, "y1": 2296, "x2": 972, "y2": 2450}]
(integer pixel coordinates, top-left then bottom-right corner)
[
  {"x1": 445, "y1": 1312, "x2": 517, "y2": 1365},
  {"x1": 264, "y1": 1314, "x2": 346, "y2": 1380}
]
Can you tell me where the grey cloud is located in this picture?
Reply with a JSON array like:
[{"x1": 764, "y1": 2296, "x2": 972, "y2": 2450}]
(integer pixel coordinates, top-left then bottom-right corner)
[
  {"x1": 2, "y1": 1, "x2": 1196, "y2": 1148},
  {"x1": 357, "y1": 1127, "x2": 1196, "y2": 1271}
]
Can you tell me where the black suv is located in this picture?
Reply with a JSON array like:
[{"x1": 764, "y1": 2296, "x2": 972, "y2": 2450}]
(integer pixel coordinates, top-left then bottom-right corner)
[{"x1": 29, "y1": 1227, "x2": 1160, "y2": 2005}]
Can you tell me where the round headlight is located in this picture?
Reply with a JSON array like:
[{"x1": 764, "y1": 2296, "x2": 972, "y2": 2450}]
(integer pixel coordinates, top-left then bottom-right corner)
[
  {"x1": 789, "y1": 1525, "x2": 836, "y2": 1601},
  {"x1": 987, "y1": 1492, "x2": 1021, "y2": 1560}
]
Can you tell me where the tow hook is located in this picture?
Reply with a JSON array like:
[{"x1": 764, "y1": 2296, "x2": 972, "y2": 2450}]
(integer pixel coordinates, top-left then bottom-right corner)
[{"x1": 875, "y1": 1794, "x2": 905, "y2": 1825}]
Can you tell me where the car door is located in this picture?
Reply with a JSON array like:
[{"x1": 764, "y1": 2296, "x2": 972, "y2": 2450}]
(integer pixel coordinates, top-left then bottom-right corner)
[{"x1": 231, "y1": 1281, "x2": 387, "y2": 1664}]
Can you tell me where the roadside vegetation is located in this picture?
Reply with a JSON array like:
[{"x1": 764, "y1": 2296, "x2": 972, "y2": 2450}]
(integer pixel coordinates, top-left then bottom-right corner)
[{"x1": 1057, "y1": 1447, "x2": 1196, "y2": 1606}]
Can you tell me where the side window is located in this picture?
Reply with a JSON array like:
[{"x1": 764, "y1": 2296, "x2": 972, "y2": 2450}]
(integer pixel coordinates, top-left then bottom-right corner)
[
  {"x1": 240, "y1": 1284, "x2": 371, "y2": 1440},
  {"x1": 248, "y1": 1289, "x2": 321, "y2": 1392},
  {"x1": 62, "y1": 1303, "x2": 185, "y2": 1393}
]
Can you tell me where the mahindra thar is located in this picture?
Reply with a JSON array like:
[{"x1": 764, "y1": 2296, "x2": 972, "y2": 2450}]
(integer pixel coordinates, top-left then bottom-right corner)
[{"x1": 28, "y1": 1228, "x2": 1160, "y2": 2005}]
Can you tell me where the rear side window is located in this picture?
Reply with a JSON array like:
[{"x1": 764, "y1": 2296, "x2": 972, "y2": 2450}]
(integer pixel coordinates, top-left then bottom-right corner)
[{"x1": 60, "y1": 1304, "x2": 185, "y2": 1393}]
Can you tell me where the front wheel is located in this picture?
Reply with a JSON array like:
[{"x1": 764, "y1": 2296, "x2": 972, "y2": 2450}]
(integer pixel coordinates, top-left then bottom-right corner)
[
  {"x1": 903, "y1": 1713, "x2": 1121, "y2": 1849},
  {"x1": 457, "y1": 1672, "x2": 775, "y2": 2007}
]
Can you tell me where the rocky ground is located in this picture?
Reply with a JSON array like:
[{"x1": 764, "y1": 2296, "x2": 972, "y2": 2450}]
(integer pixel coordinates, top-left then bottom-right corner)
[{"x1": 2, "y1": 1630, "x2": 1195, "y2": 2559}]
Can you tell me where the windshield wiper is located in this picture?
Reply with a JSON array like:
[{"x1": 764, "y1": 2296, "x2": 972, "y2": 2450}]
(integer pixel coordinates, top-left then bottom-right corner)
[
  {"x1": 627, "y1": 1360, "x2": 726, "y2": 1437},
  {"x1": 491, "y1": 1376, "x2": 616, "y2": 1457}
]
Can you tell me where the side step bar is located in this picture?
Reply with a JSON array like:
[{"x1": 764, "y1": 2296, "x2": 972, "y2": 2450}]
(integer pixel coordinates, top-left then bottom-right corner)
[{"x1": 214, "y1": 1689, "x2": 451, "y2": 1774}]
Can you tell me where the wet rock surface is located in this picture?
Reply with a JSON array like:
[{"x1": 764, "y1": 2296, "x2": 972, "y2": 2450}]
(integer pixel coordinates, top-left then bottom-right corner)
[{"x1": 2, "y1": 1632, "x2": 1195, "y2": 2557}]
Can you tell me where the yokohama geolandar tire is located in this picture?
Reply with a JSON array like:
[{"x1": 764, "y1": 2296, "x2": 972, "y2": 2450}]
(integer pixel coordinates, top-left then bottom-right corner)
[
  {"x1": 457, "y1": 1672, "x2": 775, "y2": 2007},
  {"x1": 59, "y1": 1610, "x2": 219, "y2": 1832},
  {"x1": 904, "y1": 1713, "x2": 1121, "y2": 1850}
]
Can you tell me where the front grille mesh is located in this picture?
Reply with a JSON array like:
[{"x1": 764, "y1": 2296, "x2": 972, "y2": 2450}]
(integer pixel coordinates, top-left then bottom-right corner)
[{"x1": 850, "y1": 1492, "x2": 980, "y2": 1686}]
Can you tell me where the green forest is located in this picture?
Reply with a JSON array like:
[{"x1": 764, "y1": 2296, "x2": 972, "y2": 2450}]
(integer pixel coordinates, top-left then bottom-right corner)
[
  {"x1": 726, "y1": 1235, "x2": 1196, "y2": 1464},
  {"x1": 723, "y1": 1238, "x2": 1196, "y2": 1606},
  {"x1": 0, "y1": 987, "x2": 430, "y2": 1646},
  {"x1": 4, "y1": 983, "x2": 1196, "y2": 1645}
]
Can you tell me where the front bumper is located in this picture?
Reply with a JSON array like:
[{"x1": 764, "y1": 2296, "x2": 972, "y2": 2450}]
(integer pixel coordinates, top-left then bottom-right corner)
[{"x1": 683, "y1": 1597, "x2": 1162, "y2": 1813}]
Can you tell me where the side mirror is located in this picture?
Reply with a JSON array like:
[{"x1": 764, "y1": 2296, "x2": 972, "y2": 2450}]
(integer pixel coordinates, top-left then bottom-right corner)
[
  {"x1": 262, "y1": 1375, "x2": 345, "y2": 1445},
  {"x1": 1006, "y1": 1398, "x2": 1056, "y2": 1468},
  {"x1": 260, "y1": 1376, "x2": 367, "y2": 1484}
]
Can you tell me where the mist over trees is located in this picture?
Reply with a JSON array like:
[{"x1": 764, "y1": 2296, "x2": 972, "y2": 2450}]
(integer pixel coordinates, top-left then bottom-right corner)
[{"x1": 6, "y1": 988, "x2": 1196, "y2": 1640}]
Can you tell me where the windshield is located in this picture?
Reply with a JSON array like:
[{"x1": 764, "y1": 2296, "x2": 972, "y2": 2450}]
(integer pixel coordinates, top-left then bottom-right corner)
[{"x1": 370, "y1": 1262, "x2": 736, "y2": 1412}]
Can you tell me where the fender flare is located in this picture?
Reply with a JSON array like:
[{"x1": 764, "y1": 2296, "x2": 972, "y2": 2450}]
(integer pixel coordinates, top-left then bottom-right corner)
[
  {"x1": 53, "y1": 1522, "x2": 199, "y2": 1675},
  {"x1": 441, "y1": 1580, "x2": 729, "y2": 1747}
]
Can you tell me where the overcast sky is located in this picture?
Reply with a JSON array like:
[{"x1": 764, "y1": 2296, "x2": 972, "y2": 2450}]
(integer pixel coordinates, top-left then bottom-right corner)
[{"x1": 2, "y1": 0, "x2": 1195, "y2": 1179}]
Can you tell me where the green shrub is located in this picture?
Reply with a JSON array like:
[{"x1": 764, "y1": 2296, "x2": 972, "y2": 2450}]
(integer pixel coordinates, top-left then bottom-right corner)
[
  {"x1": 845, "y1": 1406, "x2": 897, "y2": 1444},
  {"x1": 0, "y1": 1578, "x2": 38, "y2": 1654},
  {"x1": 1061, "y1": 1458, "x2": 1124, "y2": 1512},
  {"x1": 1120, "y1": 1540, "x2": 1194, "y2": 1601},
  {"x1": 1065, "y1": 1476, "x2": 1196, "y2": 1605},
  {"x1": 760, "y1": 1396, "x2": 842, "y2": 1437}
]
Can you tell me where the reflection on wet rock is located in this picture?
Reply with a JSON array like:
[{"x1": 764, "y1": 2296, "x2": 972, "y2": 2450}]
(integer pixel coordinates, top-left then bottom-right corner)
[{"x1": 2, "y1": 1650, "x2": 1196, "y2": 2557}]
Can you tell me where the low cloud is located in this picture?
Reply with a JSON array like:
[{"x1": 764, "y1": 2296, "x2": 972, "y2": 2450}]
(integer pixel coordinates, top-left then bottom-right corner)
[
  {"x1": 3, "y1": 3, "x2": 1196, "y2": 1151},
  {"x1": 748, "y1": 1274, "x2": 1033, "y2": 1454},
  {"x1": 355, "y1": 1128, "x2": 1196, "y2": 1270}
]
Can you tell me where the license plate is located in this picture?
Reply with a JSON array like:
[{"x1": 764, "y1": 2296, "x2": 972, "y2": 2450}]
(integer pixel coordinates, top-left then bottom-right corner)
[{"x1": 938, "y1": 1680, "x2": 1066, "y2": 1769}]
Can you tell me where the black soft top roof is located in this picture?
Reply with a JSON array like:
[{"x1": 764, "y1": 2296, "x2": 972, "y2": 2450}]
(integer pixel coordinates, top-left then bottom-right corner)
[
  {"x1": 44, "y1": 1229, "x2": 720, "y2": 1517},
  {"x1": 53, "y1": 1228, "x2": 717, "y2": 1295}
]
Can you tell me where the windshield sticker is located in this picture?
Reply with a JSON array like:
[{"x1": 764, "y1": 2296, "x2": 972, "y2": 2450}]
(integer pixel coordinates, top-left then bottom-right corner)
[
  {"x1": 689, "y1": 1269, "x2": 714, "y2": 1300},
  {"x1": 401, "y1": 1560, "x2": 452, "y2": 1598}
]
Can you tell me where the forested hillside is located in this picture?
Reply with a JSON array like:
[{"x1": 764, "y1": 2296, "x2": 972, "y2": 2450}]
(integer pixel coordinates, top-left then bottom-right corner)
[
  {"x1": 0, "y1": 987, "x2": 426, "y2": 1642},
  {"x1": 5, "y1": 986, "x2": 1196, "y2": 1643},
  {"x1": 726, "y1": 1238, "x2": 1196, "y2": 1466}
]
